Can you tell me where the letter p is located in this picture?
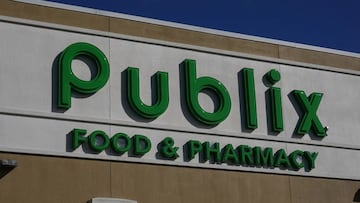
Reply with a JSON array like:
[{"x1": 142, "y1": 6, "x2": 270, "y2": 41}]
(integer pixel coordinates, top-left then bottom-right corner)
[{"x1": 58, "y1": 42, "x2": 110, "y2": 109}]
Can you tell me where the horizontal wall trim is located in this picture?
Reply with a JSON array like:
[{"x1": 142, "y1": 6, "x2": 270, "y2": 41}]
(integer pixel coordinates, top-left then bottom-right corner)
[
  {"x1": 0, "y1": 15, "x2": 359, "y2": 76},
  {"x1": 14, "y1": 0, "x2": 360, "y2": 58}
]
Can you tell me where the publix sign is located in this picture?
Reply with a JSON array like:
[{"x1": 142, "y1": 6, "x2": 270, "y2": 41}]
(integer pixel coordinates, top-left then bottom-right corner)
[
  {"x1": 57, "y1": 42, "x2": 327, "y2": 172},
  {"x1": 1, "y1": 18, "x2": 358, "y2": 180},
  {"x1": 58, "y1": 42, "x2": 327, "y2": 137}
]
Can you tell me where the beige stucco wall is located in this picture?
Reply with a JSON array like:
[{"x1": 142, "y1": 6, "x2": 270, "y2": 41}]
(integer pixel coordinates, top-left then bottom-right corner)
[
  {"x1": 1, "y1": 152, "x2": 360, "y2": 203},
  {"x1": 0, "y1": 1, "x2": 359, "y2": 203}
]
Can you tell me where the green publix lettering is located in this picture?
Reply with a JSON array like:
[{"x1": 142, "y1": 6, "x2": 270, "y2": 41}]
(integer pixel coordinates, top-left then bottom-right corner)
[
  {"x1": 71, "y1": 129, "x2": 319, "y2": 171},
  {"x1": 58, "y1": 42, "x2": 327, "y2": 137},
  {"x1": 60, "y1": 42, "x2": 323, "y2": 171},
  {"x1": 187, "y1": 140, "x2": 318, "y2": 171}
]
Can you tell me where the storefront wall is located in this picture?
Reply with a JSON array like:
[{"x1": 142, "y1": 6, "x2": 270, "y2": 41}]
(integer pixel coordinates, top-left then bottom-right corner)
[{"x1": 0, "y1": 1, "x2": 359, "y2": 203}]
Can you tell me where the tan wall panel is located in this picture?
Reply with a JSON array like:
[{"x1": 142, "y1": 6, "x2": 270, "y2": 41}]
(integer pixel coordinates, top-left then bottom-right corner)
[
  {"x1": 0, "y1": 0, "x2": 109, "y2": 31},
  {"x1": 0, "y1": 153, "x2": 360, "y2": 203},
  {"x1": 109, "y1": 17, "x2": 279, "y2": 58},
  {"x1": 0, "y1": 0, "x2": 279, "y2": 58},
  {"x1": 279, "y1": 46, "x2": 360, "y2": 71},
  {"x1": 0, "y1": 153, "x2": 111, "y2": 203},
  {"x1": 290, "y1": 176, "x2": 360, "y2": 203},
  {"x1": 110, "y1": 162, "x2": 292, "y2": 203}
]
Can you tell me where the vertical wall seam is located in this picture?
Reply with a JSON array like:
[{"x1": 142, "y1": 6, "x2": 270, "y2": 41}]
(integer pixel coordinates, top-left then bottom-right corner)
[
  {"x1": 108, "y1": 15, "x2": 112, "y2": 198},
  {"x1": 288, "y1": 176, "x2": 293, "y2": 203},
  {"x1": 108, "y1": 17, "x2": 112, "y2": 138},
  {"x1": 277, "y1": 45, "x2": 281, "y2": 59},
  {"x1": 110, "y1": 161, "x2": 113, "y2": 197}
]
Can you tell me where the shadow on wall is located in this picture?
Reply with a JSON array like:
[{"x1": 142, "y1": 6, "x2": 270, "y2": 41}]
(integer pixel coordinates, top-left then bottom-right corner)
[
  {"x1": 0, "y1": 160, "x2": 17, "y2": 179},
  {"x1": 354, "y1": 189, "x2": 360, "y2": 202}
]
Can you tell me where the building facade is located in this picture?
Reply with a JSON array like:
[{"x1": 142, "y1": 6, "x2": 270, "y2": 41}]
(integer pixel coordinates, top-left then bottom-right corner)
[{"x1": 0, "y1": 1, "x2": 360, "y2": 203}]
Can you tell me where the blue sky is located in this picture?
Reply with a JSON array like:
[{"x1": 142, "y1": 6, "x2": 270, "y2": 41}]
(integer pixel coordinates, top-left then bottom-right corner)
[{"x1": 46, "y1": 0, "x2": 360, "y2": 54}]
